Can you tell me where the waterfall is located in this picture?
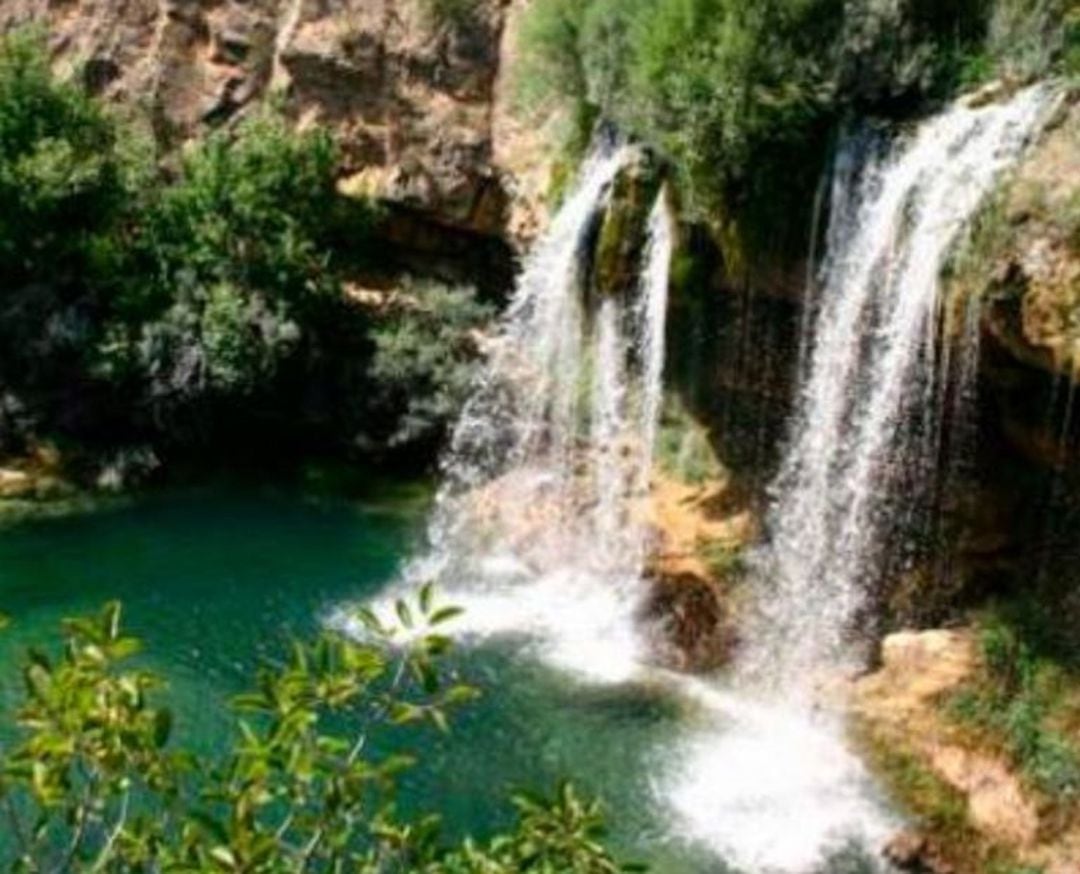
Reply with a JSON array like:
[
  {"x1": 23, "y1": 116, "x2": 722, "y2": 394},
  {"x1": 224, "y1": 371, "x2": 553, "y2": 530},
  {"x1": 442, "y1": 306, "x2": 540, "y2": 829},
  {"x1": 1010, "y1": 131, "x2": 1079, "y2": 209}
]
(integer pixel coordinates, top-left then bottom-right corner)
[
  {"x1": 742, "y1": 84, "x2": 1054, "y2": 691},
  {"x1": 379, "y1": 147, "x2": 675, "y2": 683},
  {"x1": 352, "y1": 86, "x2": 1051, "y2": 874},
  {"x1": 660, "y1": 86, "x2": 1054, "y2": 874}
]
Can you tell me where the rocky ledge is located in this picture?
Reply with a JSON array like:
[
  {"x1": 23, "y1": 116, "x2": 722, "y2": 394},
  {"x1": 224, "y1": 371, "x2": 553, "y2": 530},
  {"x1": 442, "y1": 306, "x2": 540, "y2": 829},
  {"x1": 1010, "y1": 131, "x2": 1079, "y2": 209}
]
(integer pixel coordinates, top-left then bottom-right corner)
[
  {"x1": 950, "y1": 89, "x2": 1080, "y2": 467},
  {"x1": 0, "y1": 0, "x2": 549, "y2": 245},
  {"x1": 639, "y1": 472, "x2": 757, "y2": 673},
  {"x1": 853, "y1": 629, "x2": 1080, "y2": 874}
]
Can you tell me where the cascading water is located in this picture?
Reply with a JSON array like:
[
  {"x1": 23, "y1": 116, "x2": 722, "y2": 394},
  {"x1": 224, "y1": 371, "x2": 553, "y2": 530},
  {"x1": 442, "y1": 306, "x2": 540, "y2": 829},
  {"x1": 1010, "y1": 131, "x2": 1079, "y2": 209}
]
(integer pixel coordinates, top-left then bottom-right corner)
[
  {"x1": 373, "y1": 147, "x2": 676, "y2": 683},
  {"x1": 743, "y1": 84, "x2": 1055, "y2": 691},
  {"x1": 353, "y1": 85, "x2": 1052, "y2": 874},
  {"x1": 661, "y1": 85, "x2": 1055, "y2": 873}
]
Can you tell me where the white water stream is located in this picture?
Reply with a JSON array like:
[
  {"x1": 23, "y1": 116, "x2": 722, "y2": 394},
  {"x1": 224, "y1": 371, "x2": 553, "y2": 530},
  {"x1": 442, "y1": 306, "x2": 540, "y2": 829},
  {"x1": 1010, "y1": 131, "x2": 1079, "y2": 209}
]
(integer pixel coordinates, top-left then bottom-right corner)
[
  {"x1": 368, "y1": 146, "x2": 673, "y2": 684},
  {"x1": 354, "y1": 83, "x2": 1053, "y2": 874},
  {"x1": 664, "y1": 85, "x2": 1055, "y2": 872},
  {"x1": 743, "y1": 84, "x2": 1054, "y2": 691}
]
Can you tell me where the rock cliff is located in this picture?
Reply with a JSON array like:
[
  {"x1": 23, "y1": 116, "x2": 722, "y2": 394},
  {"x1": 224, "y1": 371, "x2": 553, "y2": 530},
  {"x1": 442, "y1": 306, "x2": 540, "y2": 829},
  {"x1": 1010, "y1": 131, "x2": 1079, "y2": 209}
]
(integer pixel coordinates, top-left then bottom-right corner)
[
  {"x1": 950, "y1": 90, "x2": 1080, "y2": 467},
  {"x1": 0, "y1": 0, "x2": 545, "y2": 245}
]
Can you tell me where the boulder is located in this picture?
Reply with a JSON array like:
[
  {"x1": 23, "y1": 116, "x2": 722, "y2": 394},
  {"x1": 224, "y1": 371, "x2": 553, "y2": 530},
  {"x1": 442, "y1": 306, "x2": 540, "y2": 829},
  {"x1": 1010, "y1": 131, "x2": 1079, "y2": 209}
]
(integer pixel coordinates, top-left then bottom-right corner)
[
  {"x1": 883, "y1": 829, "x2": 956, "y2": 874},
  {"x1": 639, "y1": 569, "x2": 735, "y2": 673}
]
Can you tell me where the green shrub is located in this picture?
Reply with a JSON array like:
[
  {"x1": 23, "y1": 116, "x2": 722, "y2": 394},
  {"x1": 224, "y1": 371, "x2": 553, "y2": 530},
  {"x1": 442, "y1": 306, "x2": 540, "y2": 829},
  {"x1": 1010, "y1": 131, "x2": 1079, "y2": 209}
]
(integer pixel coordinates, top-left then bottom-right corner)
[
  {"x1": 516, "y1": 0, "x2": 848, "y2": 267},
  {"x1": 137, "y1": 109, "x2": 340, "y2": 311},
  {"x1": 369, "y1": 280, "x2": 495, "y2": 448},
  {"x1": 95, "y1": 110, "x2": 350, "y2": 415},
  {"x1": 1066, "y1": 7, "x2": 1080, "y2": 77},
  {"x1": 984, "y1": 0, "x2": 1074, "y2": 80},
  {"x1": 514, "y1": 0, "x2": 588, "y2": 120},
  {"x1": 0, "y1": 29, "x2": 131, "y2": 288},
  {"x1": 0, "y1": 597, "x2": 635, "y2": 872},
  {"x1": 947, "y1": 613, "x2": 1080, "y2": 802},
  {"x1": 515, "y1": 0, "x2": 1073, "y2": 266}
]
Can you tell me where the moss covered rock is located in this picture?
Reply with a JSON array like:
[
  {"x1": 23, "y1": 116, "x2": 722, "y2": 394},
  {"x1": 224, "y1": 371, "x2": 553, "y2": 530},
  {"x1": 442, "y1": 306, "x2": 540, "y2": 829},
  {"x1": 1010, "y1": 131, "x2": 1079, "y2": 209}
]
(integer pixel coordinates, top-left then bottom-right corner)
[
  {"x1": 945, "y1": 90, "x2": 1080, "y2": 467},
  {"x1": 591, "y1": 146, "x2": 663, "y2": 299}
]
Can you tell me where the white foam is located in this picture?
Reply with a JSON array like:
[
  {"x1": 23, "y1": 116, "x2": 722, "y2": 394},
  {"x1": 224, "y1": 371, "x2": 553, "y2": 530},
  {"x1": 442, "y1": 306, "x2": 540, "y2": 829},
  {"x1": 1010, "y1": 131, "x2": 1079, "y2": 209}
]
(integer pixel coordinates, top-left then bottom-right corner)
[{"x1": 662, "y1": 683, "x2": 897, "y2": 872}]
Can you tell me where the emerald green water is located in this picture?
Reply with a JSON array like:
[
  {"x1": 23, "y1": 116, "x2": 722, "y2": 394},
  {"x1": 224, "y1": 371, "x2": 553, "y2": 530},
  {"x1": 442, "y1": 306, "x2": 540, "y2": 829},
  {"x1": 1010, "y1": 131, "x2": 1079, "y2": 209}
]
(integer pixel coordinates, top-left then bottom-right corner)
[{"x1": 0, "y1": 483, "x2": 714, "y2": 872}]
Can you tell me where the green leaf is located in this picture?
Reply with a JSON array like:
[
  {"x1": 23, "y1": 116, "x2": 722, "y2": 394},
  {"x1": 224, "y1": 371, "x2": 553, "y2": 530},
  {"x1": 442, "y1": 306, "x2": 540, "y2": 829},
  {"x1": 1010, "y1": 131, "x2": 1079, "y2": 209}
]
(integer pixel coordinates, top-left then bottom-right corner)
[
  {"x1": 395, "y1": 599, "x2": 414, "y2": 630},
  {"x1": 423, "y1": 633, "x2": 453, "y2": 656},
  {"x1": 444, "y1": 684, "x2": 480, "y2": 705},
  {"x1": 389, "y1": 702, "x2": 423, "y2": 725},
  {"x1": 24, "y1": 663, "x2": 52, "y2": 701},
  {"x1": 103, "y1": 601, "x2": 123, "y2": 641},
  {"x1": 430, "y1": 708, "x2": 449, "y2": 733},
  {"x1": 429, "y1": 606, "x2": 464, "y2": 627},
  {"x1": 419, "y1": 581, "x2": 435, "y2": 615},
  {"x1": 354, "y1": 606, "x2": 384, "y2": 636},
  {"x1": 209, "y1": 845, "x2": 237, "y2": 869},
  {"x1": 108, "y1": 635, "x2": 142, "y2": 660}
]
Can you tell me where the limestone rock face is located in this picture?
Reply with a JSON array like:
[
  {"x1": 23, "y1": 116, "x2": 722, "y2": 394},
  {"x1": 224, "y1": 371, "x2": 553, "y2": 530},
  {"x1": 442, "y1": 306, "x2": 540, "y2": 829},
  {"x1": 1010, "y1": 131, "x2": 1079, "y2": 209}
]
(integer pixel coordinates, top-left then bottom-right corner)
[
  {"x1": 0, "y1": 0, "x2": 545, "y2": 240},
  {"x1": 854, "y1": 629, "x2": 1080, "y2": 874},
  {"x1": 980, "y1": 96, "x2": 1080, "y2": 382},
  {"x1": 640, "y1": 472, "x2": 755, "y2": 673},
  {"x1": 952, "y1": 92, "x2": 1080, "y2": 467}
]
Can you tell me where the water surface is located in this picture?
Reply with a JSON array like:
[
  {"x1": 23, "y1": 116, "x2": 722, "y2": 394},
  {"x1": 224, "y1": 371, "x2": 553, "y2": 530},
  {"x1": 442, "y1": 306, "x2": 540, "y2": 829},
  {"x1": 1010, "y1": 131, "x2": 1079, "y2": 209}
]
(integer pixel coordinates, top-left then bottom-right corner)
[{"x1": 0, "y1": 483, "x2": 716, "y2": 872}]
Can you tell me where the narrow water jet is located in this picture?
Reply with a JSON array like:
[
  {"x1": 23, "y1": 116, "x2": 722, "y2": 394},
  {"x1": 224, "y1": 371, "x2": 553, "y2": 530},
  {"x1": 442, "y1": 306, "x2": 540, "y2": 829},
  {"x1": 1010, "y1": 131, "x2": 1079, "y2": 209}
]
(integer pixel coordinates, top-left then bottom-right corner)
[{"x1": 370, "y1": 148, "x2": 676, "y2": 685}]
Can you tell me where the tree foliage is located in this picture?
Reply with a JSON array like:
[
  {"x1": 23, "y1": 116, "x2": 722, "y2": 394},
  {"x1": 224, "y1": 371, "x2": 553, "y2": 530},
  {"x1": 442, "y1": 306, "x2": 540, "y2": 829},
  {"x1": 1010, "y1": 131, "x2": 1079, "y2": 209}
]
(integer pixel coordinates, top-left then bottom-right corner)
[
  {"x1": 369, "y1": 282, "x2": 495, "y2": 449},
  {"x1": 0, "y1": 31, "x2": 489, "y2": 460},
  {"x1": 0, "y1": 595, "x2": 637, "y2": 872},
  {"x1": 515, "y1": 0, "x2": 1076, "y2": 264},
  {"x1": 97, "y1": 111, "x2": 344, "y2": 411},
  {"x1": 0, "y1": 28, "x2": 130, "y2": 289}
]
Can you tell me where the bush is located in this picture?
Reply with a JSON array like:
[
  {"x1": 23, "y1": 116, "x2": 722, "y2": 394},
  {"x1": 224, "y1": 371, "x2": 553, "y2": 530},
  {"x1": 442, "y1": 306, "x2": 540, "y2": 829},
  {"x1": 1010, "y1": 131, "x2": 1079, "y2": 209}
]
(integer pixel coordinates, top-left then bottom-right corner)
[
  {"x1": 517, "y1": 0, "x2": 850, "y2": 268},
  {"x1": 0, "y1": 596, "x2": 636, "y2": 872},
  {"x1": 0, "y1": 29, "x2": 131, "y2": 289},
  {"x1": 948, "y1": 613, "x2": 1080, "y2": 802},
  {"x1": 369, "y1": 281, "x2": 495, "y2": 449},
  {"x1": 515, "y1": 0, "x2": 1075, "y2": 266},
  {"x1": 984, "y1": 0, "x2": 1075, "y2": 81},
  {"x1": 97, "y1": 110, "x2": 350, "y2": 419},
  {"x1": 133, "y1": 109, "x2": 340, "y2": 313}
]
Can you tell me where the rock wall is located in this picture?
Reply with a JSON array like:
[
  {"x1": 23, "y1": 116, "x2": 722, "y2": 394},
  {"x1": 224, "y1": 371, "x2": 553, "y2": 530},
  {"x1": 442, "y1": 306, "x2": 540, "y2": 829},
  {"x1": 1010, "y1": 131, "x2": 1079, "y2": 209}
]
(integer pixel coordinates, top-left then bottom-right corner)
[
  {"x1": 854, "y1": 630, "x2": 1080, "y2": 874},
  {"x1": 0, "y1": 0, "x2": 546, "y2": 245},
  {"x1": 953, "y1": 92, "x2": 1080, "y2": 469}
]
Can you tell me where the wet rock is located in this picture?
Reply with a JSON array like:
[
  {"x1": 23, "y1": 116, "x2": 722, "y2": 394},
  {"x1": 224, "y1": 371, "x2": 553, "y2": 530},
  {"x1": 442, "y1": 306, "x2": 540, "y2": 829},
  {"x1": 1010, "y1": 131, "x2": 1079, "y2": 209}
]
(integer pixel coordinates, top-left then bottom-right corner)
[
  {"x1": 883, "y1": 830, "x2": 955, "y2": 874},
  {"x1": 592, "y1": 148, "x2": 663, "y2": 299},
  {"x1": 950, "y1": 94, "x2": 1080, "y2": 470},
  {"x1": 640, "y1": 570, "x2": 735, "y2": 673},
  {"x1": 959, "y1": 79, "x2": 1013, "y2": 110}
]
